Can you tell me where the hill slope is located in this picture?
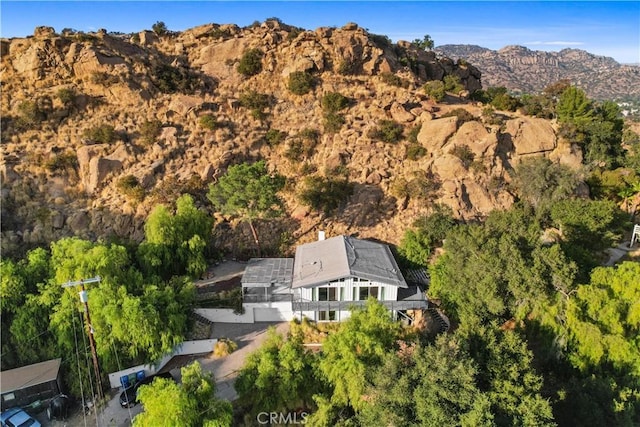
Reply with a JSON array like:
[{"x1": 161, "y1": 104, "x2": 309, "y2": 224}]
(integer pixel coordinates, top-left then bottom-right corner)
[
  {"x1": 1, "y1": 23, "x2": 583, "y2": 256},
  {"x1": 436, "y1": 44, "x2": 640, "y2": 101}
]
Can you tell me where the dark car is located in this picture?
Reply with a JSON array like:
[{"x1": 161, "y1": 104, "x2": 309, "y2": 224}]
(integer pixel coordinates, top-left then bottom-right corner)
[{"x1": 119, "y1": 372, "x2": 174, "y2": 408}]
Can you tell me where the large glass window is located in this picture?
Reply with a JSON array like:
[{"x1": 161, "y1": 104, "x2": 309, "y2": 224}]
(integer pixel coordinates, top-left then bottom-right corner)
[
  {"x1": 319, "y1": 288, "x2": 337, "y2": 301},
  {"x1": 318, "y1": 310, "x2": 336, "y2": 321},
  {"x1": 359, "y1": 287, "x2": 369, "y2": 301}
]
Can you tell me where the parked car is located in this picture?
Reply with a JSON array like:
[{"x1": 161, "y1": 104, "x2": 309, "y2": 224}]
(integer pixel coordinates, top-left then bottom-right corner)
[
  {"x1": 0, "y1": 407, "x2": 41, "y2": 427},
  {"x1": 119, "y1": 372, "x2": 174, "y2": 408},
  {"x1": 47, "y1": 394, "x2": 71, "y2": 420}
]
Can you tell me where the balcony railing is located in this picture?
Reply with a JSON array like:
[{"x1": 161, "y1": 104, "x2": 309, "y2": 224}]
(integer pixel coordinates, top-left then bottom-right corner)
[
  {"x1": 243, "y1": 294, "x2": 293, "y2": 303},
  {"x1": 291, "y1": 299, "x2": 427, "y2": 312}
]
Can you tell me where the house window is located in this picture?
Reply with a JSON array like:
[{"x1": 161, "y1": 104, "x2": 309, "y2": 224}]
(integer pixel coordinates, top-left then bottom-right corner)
[
  {"x1": 370, "y1": 287, "x2": 379, "y2": 299},
  {"x1": 359, "y1": 287, "x2": 369, "y2": 301},
  {"x1": 318, "y1": 288, "x2": 337, "y2": 301},
  {"x1": 380, "y1": 287, "x2": 385, "y2": 300},
  {"x1": 340, "y1": 287, "x2": 344, "y2": 301},
  {"x1": 318, "y1": 310, "x2": 336, "y2": 321},
  {"x1": 2, "y1": 393, "x2": 15, "y2": 402}
]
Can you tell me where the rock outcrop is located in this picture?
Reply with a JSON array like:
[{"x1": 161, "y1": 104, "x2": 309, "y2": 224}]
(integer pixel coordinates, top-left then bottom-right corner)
[{"x1": 0, "y1": 21, "x2": 600, "y2": 255}]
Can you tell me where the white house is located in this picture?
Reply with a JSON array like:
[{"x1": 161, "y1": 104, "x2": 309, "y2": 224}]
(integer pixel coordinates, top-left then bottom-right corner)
[{"x1": 236, "y1": 234, "x2": 428, "y2": 322}]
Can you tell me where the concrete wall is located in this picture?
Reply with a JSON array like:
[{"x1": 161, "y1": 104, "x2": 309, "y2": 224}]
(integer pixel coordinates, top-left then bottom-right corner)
[
  {"x1": 107, "y1": 339, "x2": 218, "y2": 389},
  {"x1": 195, "y1": 308, "x2": 255, "y2": 323},
  {"x1": 196, "y1": 302, "x2": 295, "y2": 323}
]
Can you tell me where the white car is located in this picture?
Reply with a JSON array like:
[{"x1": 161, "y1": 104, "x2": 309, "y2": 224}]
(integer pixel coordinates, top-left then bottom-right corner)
[{"x1": 0, "y1": 408, "x2": 41, "y2": 427}]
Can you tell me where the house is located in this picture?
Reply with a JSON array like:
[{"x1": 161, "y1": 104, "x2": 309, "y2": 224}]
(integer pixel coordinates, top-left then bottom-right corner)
[
  {"x1": 0, "y1": 358, "x2": 63, "y2": 411},
  {"x1": 236, "y1": 234, "x2": 428, "y2": 323}
]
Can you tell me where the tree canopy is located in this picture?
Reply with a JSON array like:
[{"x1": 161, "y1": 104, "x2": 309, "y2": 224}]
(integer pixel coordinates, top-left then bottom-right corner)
[{"x1": 207, "y1": 161, "x2": 285, "y2": 255}]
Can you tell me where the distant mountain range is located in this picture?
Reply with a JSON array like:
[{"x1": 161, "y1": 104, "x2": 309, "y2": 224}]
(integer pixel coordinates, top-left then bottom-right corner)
[{"x1": 435, "y1": 44, "x2": 640, "y2": 101}]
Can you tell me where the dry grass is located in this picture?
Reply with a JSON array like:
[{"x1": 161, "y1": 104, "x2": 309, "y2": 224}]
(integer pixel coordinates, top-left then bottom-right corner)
[{"x1": 213, "y1": 338, "x2": 238, "y2": 358}]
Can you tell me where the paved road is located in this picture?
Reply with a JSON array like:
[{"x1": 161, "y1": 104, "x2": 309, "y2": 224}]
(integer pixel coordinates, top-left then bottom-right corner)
[{"x1": 41, "y1": 321, "x2": 289, "y2": 427}]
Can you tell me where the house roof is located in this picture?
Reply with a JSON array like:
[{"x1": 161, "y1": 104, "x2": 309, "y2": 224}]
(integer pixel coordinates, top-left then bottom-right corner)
[
  {"x1": 241, "y1": 258, "x2": 294, "y2": 287},
  {"x1": 292, "y1": 235, "x2": 407, "y2": 289},
  {"x1": 0, "y1": 358, "x2": 61, "y2": 394}
]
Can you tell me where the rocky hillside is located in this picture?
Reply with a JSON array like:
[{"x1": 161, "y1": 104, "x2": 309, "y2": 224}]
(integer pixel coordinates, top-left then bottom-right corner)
[
  {"x1": 1, "y1": 22, "x2": 584, "y2": 256},
  {"x1": 436, "y1": 44, "x2": 640, "y2": 101}
]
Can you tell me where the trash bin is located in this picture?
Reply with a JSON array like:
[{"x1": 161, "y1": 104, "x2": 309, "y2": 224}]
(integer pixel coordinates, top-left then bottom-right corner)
[
  {"x1": 136, "y1": 370, "x2": 145, "y2": 382},
  {"x1": 120, "y1": 375, "x2": 130, "y2": 389}
]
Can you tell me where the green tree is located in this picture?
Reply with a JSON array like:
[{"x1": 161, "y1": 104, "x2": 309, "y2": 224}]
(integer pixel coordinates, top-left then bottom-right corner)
[
  {"x1": 556, "y1": 86, "x2": 593, "y2": 127},
  {"x1": 297, "y1": 175, "x2": 353, "y2": 215},
  {"x1": 513, "y1": 157, "x2": 580, "y2": 210},
  {"x1": 412, "y1": 34, "x2": 434, "y2": 50},
  {"x1": 399, "y1": 204, "x2": 456, "y2": 268},
  {"x1": 138, "y1": 119, "x2": 163, "y2": 146},
  {"x1": 138, "y1": 194, "x2": 212, "y2": 279},
  {"x1": 135, "y1": 362, "x2": 232, "y2": 426},
  {"x1": 235, "y1": 329, "x2": 321, "y2": 423},
  {"x1": 360, "y1": 336, "x2": 494, "y2": 427},
  {"x1": 317, "y1": 299, "x2": 402, "y2": 413},
  {"x1": 151, "y1": 21, "x2": 167, "y2": 36},
  {"x1": 207, "y1": 161, "x2": 285, "y2": 256},
  {"x1": 321, "y1": 92, "x2": 349, "y2": 113}
]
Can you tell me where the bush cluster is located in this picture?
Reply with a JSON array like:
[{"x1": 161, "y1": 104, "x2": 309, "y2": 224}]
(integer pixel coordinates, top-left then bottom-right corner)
[
  {"x1": 237, "y1": 48, "x2": 263, "y2": 77},
  {"x1": 199, "y1": 115, "x2": 220, "y2": 131},
  {"x1": 139, "y1": 120, "x2": 163, "y2": 145},
  {"x1": 368, "y1": 119, "x2": 404, "y2": 143},
  {"x1": 288, "y1": 71, "x2": 314, "y2": 95},
  {"x1": 423, "y1": 80, "x2": 445, "y2": 102},
  {"x1": 449, "y1": 144, "x2": 476, "y2": 169},
  {"x1": 298, "y1": 176, "x2": 354, "y2": 214},
  {"x1": 380, "y1": 72, "x2": 408, "y2": 88},
  {"x1": 406, "y1": 144, "x2": 427, "y2": 160},
  {"x1": 44, "y1": 152, "x2": 78, "y2": 172},
  {"x1": 264, "y1": 129, "x2": 287, "y2": 146},
  {"x1": 117, "y1": 175, "x2": 145, "y2": 202},
  {"x1": 83, "y1": 124, "x2": 118, "y2": 144}
]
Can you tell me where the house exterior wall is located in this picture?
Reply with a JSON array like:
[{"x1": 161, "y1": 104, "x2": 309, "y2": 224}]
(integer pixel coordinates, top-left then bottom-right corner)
[
  {"x1": 1, "y1": 378, "x2": 60, "y2": 411},
  {"x1": 298, "y1": 277, "x2": 399, "y2": 303}
]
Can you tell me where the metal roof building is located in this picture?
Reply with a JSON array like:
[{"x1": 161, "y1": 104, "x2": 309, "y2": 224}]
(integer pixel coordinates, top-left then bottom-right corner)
[{"x1": 292, "y1": 235, "x2": 408, "y2": 289}]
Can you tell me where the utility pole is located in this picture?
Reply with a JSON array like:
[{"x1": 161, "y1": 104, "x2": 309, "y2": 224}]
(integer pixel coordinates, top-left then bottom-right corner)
[{"x1": 62, "y1": 276, "x2": 104, "y2": 401}]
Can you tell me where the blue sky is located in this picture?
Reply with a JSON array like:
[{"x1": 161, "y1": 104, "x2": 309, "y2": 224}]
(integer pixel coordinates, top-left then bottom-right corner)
[{"x1": 2, "y1": 1, "x2": 639, "y2": 63}]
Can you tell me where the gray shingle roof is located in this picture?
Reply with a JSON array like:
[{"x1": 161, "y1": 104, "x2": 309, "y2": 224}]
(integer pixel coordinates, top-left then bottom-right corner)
[
  {"x1": 241, "y1": 258, "x2": 294, "y2": 287},
  {"x1": 292, "y1": 235, "x2": 407, "y2": 289}
]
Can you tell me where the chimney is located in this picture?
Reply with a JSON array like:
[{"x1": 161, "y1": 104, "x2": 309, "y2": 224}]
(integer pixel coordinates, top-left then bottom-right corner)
[{"x1": 318, "y1": 231, "x2": 326, "y2": 241}]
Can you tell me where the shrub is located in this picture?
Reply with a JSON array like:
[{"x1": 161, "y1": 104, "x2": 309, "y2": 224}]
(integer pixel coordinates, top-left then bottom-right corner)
[
  {"x1": 139, "y1": 119, "x2": 163, "y2": 145},
  {"x1": 407, "y1": 125, "x2": 421, "y2": 144},
  {"x1": 380, "y1": 72, "x2": 407, "y2": 88},
  {"x1": 443, "y1": 74, "x2": 464, "y2": 93},
  {"x1": 407, "y1": 171, "x2": 441, "y2": 200},
  {"x1": 152, "y1": 21, "x2": 167, "y2": 36},
  {"x1": 117, "y1": 175, "x2": 145, "y2": 202},
  {"x1": 298, "y1": 176, "x2": 354, "y2": 214},
  {"x1": 15, "y1": 101, "x2": 45, "y2": 129},
  {"x1": 449, "y1": 144, "x2": 475, "y2": 169},
  {"x1": 44, "y1": 152, "x2": 78, "y2": 172},
  {"x1": 213, "y1": 338, "x2": 238, "y2": 358},
  {"x1": 323, "y1": 112, "x2": 345, "y2": 134},
  {"x1": 288, "y1": 71, "x2": 314, "y2": 95},
  {"x1": 321, "y1": 92, "x2": 349, "y2": 113},
  {"x1": 199, "y1": 114, "x2": 219, "y2": 131},
  {"x1": 287, "y1": 28, "x2": 303, "y2": 41},
  {"x1": 237, "y1": 48, "x2": 263, "y2": 76},
  {"x1": 441, "y1": 108, "x2": 476, "y2": 126},
  {"x1": 337, "y1": 59, "x2": 359, "y2": 75},
  {"x1": 152, "y1": 64, "x2": 198, "y2": 94},
  {"x1": 423, "y1": 80, "x2": 445, "y2": 102},
  {"x1": 265, "y1": 129, "x2": 286, "y2": 146},
  {"x1": 239, "y1": 90, "x2": 270, "y2": 119},
  {"x1": 285, "y1": 129, "x2": 318, "y2": 161},
  {"x1": 368, "y1": 119, "x2": 404, "y2": 143},
  {"x1": 390, "y1": 177, "x2": 410, "y2": 199},
  {"x1": 406, "y1": 144, "x2": 427, "y2": 160},
  {"x1": 90, "y1": 71, "x2": 120, "y2": 87},
  {"x1": 56, "y1": 87, "x2": 76, "y2": 106},
  {"x1": 83, "y1": 124, "x2": 117, "y2": 144}
]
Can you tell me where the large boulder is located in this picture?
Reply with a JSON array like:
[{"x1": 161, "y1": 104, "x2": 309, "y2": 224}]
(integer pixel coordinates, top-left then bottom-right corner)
[
  {"x1": 87, "y1": 157, "x2": 122, "y2": 194},
  {"x1": 505, "y1": 117, "x2": 557, "y2": 155},
  {"x1": 416, "y1": 116, "x2": 458, "y2": 151}
]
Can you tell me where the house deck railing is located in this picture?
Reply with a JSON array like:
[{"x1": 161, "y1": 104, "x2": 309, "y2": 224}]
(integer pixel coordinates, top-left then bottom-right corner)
[{"x1": 292, "y1": 299, "x2": 427, "y2": 312}]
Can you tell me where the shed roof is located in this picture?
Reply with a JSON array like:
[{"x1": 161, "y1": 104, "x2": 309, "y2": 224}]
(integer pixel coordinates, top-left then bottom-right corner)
[
  {"x1": 241, "y1": 258, "x2": 294, "y2": 287},
  {"x1": 0, "y1": 358, "x2": 61, "y2": 394},
  {"x1": 292, "y1": 235, "x2": 407, "y2": 289}
]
